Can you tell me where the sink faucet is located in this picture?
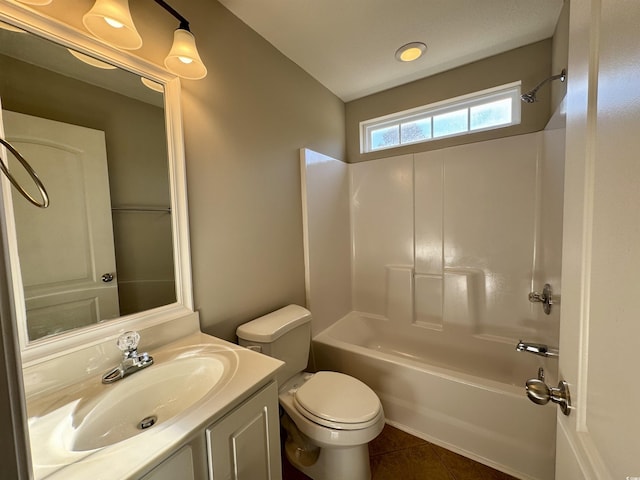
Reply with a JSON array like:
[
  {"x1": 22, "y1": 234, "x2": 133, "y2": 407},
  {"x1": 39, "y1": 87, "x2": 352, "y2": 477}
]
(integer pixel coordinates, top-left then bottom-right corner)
[
  {"x1": 515, "y1": 340, "x2": 559, "y2": 358},
  {"x1": 102, "y1": 331, "x2": 154, "y2": 384}
]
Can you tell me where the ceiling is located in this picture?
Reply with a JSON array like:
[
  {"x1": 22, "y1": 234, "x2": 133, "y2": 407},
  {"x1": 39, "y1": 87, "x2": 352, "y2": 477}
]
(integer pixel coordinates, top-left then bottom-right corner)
[{"x1": 218, "y1": 0, "x2": 565, "y2": 102}]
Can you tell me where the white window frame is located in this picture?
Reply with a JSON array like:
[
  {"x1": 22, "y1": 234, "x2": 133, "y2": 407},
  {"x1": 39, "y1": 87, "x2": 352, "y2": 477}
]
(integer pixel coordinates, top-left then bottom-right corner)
[{"x1": 360, "y1": 81, "x2": 522, "y2": 153}]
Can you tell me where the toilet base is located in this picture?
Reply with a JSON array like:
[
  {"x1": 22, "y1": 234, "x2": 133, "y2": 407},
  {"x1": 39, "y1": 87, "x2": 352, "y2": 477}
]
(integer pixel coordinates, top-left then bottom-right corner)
[{"x1": 285, "y1": 440, "x2": 371, "y2": 480}]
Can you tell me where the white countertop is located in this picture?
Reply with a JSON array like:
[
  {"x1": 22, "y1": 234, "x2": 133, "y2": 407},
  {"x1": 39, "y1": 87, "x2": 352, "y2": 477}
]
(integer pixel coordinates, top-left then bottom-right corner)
[{"x1": 25, "y1": 331, "x2": 283, "y2": 479}]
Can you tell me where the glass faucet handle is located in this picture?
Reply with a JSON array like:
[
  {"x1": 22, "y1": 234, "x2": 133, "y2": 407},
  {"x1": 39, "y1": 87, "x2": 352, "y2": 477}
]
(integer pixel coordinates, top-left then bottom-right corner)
[{"x1": 117, "y1": 331, "x2": 140, "y2": 352}]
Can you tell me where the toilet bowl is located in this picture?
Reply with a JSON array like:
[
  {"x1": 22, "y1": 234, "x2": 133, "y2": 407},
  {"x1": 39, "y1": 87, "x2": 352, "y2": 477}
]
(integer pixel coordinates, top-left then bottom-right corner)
[{"x1": 236, "y1": 305, "x2": 384, "y2": 480}]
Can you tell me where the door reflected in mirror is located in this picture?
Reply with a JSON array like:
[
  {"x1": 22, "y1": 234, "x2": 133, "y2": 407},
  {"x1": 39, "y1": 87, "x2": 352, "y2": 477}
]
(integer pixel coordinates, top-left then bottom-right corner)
[{"x1": 0, "y1": 24, "x2": 176, "y2": 342}]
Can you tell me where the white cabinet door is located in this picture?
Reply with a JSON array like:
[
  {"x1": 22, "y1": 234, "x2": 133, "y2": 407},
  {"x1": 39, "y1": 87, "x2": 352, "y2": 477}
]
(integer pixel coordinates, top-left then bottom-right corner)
[
  {"x1": 0, "y1": 110, "x2": 119, "y2": 342},
  {"x1": 141, "y1": 446, "x2": 195, "y2": 480},
  {"x1": 206, "y1": 382, "x2": 282, "y2": 480},
  {"x1": 557, "y1": 0, "x2": 640, "y2": 478}
]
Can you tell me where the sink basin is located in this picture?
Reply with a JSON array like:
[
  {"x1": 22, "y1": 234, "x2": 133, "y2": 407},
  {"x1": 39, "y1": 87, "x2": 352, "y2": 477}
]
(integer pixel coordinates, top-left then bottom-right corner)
[
  {"x1": 25, "y1": 334, "x2": 251, "y2": 479},
  {"x1": 68, "y1": 356, "x2": 226, "y2": 451}
]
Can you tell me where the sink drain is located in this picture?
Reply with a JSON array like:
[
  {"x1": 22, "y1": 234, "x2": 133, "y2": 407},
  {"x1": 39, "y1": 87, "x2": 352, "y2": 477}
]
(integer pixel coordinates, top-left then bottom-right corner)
[{"x1": 138, "y1": 415, "x2": 158, "y2": 430}]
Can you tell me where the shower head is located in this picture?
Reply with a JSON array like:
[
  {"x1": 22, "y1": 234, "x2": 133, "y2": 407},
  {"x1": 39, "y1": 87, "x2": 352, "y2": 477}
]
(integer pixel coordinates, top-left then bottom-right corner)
[{"x1": 521, "y1": 69, "x2": 567, "y2": 103}]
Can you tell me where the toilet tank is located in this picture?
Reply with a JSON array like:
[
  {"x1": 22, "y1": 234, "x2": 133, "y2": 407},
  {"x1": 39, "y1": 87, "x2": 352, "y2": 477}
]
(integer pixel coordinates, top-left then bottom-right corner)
[{"x1": 236, "y1": 305, "x2": 312, "y2": 386}]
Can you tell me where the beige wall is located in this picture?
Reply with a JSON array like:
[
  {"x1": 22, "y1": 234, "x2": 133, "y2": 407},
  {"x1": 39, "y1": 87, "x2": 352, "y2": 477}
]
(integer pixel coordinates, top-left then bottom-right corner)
[
  {"x1": 346, "y1": 40, "x2": 552, "y2": 163},
  {"x1": 551, "y1": 1, "x2": 570, "y2": 111},
  {"x1": 176, "y1": 1, "x2": 346, "y2": 340}
]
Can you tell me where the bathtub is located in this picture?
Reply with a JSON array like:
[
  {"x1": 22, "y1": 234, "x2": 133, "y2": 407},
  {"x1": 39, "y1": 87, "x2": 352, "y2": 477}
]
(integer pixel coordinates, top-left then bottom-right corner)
[{"x1": 312, "y1": 312, "x2": 557, "y2": 480}]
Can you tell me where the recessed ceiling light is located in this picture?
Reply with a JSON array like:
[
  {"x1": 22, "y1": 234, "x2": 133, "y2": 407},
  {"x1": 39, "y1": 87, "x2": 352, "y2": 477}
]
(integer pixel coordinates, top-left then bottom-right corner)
[{"x1": 395, "y1": 42, "x2": 427, "y2": 62}]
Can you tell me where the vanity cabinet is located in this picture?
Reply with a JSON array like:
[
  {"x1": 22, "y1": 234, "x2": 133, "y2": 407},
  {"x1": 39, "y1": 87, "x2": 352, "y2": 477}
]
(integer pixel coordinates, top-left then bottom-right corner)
[
  {"x1": 141, "y1": 446, "x2": 196, "y2": 480},
  {"x1": 206, "y1": 381, "x2": 282, "y2": 480},
  {"x1": 139, "y1": 381, "x2": 282, "y2": 480}
]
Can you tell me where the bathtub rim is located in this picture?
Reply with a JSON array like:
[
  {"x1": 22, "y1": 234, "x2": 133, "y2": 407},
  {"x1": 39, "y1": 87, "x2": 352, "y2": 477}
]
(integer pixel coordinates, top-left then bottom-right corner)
[{"x1": 313, "y1": 311, "x2": 531, "y2": 398}]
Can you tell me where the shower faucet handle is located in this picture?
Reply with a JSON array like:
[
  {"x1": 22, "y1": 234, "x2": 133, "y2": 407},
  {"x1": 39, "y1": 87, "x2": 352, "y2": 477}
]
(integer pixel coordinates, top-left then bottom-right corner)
[
  {"x1": 528, "y1": 291, "x2": 546, "y2": 303},
  {"x1": 528, "y1": 283, "x2": 553, "y2": 315}
]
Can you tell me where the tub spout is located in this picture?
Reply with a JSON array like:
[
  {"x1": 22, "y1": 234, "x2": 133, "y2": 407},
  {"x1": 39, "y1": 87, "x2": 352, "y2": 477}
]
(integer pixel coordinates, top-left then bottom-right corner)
[{"x1": 516, "y1": 340, "x2": 558, "y2": 358}]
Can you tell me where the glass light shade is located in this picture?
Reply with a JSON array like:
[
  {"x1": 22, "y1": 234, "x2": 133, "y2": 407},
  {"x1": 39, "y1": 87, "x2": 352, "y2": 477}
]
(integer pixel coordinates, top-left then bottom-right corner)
[
  {"x1": 82, "y1": 0, "x2": 142, "y2": 50},
  {"x1": 164, "y1": 29, "x2": 207, "y2": 80},
  {"x1": 141, "y1": 77, "x2": 164, "y2": 93}
]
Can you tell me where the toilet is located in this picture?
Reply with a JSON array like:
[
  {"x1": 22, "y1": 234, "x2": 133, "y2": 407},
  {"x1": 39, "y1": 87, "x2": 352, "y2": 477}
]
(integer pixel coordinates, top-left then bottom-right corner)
[{"x1": 236, "y1": 305, "x2": 384, "y2": 480}]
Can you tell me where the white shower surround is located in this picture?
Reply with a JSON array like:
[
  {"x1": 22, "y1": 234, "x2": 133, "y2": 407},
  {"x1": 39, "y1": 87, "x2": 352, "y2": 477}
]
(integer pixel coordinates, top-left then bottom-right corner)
[{"x1": 300, "y1": 124, "x2": 564, "y2": 480}]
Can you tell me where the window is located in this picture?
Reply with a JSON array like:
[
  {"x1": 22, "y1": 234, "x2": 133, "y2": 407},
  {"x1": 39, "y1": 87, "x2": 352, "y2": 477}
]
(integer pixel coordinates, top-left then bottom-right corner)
[{"x1": 360, "y1": 82, "x2": 521, "y2": 153}]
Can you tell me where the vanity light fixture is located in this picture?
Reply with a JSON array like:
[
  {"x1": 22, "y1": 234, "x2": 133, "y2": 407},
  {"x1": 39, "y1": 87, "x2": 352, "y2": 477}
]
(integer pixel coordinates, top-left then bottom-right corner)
[
  {"x1": 155, "y1": 0, "x2": 207, "y2": 80},
  {"x1": 80, "y1": 0, "x2": 207, "y2": 79},
  {"x1": 395, "y1": 42, "x2": 427, "y2": 62},
  {"x1": 15, "y1": 0, "x2": 207, "y2": 79},
  {"x1": 164, "y1": 27, "x2": 207, "y2": 80}
]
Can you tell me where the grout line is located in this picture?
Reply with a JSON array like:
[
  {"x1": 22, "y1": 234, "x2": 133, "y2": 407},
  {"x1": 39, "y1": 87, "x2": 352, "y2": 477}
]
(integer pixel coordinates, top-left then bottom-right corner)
[
  {"x1": 430, "y1": 445, "x2": 458, "y2": 480},
  {"x1": 426, "y1": 443, "x2": 458, "y2": 480}
]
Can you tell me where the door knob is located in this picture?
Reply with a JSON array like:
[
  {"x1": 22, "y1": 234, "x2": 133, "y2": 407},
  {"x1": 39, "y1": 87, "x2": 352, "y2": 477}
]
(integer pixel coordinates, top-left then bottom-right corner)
[
  {"x1": 525, "y1": 378, "x2": 571, "y2": 416},
  {"x1": 101, "y1": 272, "x2": 114, "y2": 282}
]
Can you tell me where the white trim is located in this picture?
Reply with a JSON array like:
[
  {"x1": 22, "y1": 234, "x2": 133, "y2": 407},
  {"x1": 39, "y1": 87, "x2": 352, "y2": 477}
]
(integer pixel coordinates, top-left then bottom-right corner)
[
  {"x1": 360, "y1": 81, "x2": 522, "y2": 153},
  {"x1": 299, "y1": 149, "x2": 312, "y2": 310},
  {"x1": 556, "y1": 420, "x2": 612, "y2": 480},
  {"x1": 0, "y1": 97, "x2": 31, "y2": 480},
  {"x1": 0, "y1": 3, "x2": 194, "y2": 364}
]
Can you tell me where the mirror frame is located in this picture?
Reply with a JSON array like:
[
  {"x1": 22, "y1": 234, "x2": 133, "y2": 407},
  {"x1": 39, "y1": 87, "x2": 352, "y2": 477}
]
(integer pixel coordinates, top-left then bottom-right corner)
[{"x1": 0, "y1": 3, "x2": 193, "y2": 364}]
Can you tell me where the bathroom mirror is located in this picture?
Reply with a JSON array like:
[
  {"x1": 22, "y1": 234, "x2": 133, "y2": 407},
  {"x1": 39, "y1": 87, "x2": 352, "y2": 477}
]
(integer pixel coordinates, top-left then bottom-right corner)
[{"x1": 0, "y1": 6, "x2": 192, "y2": 361}]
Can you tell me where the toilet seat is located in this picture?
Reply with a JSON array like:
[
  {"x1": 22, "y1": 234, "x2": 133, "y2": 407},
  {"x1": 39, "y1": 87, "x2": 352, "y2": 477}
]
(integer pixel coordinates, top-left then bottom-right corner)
[{"x1": 292, "y1": 371, "x2": 381, "y2": 430}]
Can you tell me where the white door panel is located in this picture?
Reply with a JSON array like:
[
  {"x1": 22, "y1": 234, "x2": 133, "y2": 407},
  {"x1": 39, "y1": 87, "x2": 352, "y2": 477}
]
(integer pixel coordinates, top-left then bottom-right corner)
[
  {"x1": 558, "y1": 0, "x2": 640, "y2": 478},
  {"x1": 0, "y1": 110, "x2": 119, "y2": 342}
]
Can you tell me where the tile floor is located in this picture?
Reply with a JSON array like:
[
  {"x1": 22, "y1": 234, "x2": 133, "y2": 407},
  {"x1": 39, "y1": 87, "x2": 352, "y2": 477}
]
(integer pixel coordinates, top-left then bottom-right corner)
[{"x1": 282, "y1": 424, "x2": 517, "y2": 480}]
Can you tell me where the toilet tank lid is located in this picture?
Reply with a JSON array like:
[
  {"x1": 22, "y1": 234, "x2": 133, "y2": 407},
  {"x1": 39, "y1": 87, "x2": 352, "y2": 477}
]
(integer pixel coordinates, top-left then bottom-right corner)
[{"x1": 236, "y1": 305, "x2": 311, "y2": 342}]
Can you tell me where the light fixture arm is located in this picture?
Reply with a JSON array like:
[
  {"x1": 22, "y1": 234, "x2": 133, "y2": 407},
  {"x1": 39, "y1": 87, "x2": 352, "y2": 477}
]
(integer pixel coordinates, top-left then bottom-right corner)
[
  {"x1": 157, "y1": 0, "x2": 207, "y2": 79},
  {"x1": 153, "y1": 0, "x2": 190, "y2": 31}
]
